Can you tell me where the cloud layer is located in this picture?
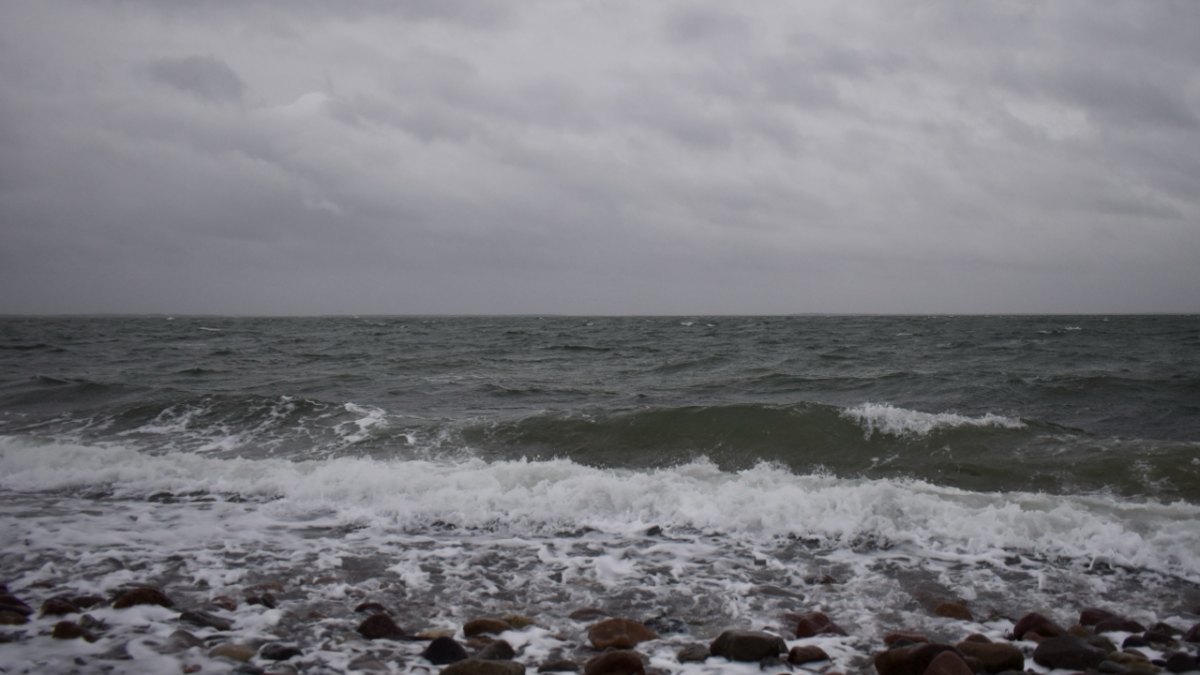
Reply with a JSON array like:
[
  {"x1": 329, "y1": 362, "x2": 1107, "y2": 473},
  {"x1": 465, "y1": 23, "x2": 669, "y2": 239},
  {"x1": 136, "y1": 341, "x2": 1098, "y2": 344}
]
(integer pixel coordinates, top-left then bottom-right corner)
[{"x1": 2, "y1": 0, "x2": 1198, "y2": 314}]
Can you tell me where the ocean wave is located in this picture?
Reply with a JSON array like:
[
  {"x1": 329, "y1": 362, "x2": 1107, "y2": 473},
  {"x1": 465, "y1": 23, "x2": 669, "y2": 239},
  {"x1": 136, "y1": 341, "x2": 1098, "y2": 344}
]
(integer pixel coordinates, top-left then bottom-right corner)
[
  {"x1": 2, "y1": 436, "x2": 1196, "y2": 581},
  {"x1": 841, "y1": 403, "x2": 1025, "y2": 438}
]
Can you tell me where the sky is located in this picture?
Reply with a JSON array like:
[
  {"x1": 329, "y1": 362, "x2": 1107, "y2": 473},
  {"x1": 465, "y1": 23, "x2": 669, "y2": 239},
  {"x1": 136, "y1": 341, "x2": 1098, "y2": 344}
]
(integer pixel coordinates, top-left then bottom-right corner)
[{"x1": 1, "y1": 1, "x2": 1199, "y2": 315}]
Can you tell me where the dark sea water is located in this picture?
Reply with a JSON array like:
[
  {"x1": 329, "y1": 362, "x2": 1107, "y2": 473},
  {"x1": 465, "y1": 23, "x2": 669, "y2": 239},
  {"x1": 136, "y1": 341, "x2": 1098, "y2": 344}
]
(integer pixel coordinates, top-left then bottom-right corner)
[{"x1": 1, "y1": 315, "x2": 1198, "y2": 674}]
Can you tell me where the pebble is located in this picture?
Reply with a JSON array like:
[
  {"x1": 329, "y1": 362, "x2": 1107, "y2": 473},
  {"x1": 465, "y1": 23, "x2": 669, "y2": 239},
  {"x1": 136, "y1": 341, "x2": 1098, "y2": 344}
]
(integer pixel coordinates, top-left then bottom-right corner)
[
  {"x1": 0, "y1": 610, "x2": 27, "y2": 625},
  {"x1": 51, "y1": 620, "x2": 98, "y2": 642},
  {"x1": 354, "y1": 601, "x2": 391, "y2": 614},
  {"x1": 164, "y1": 629, "x2": 205, "y2": 652},
  {"x1": 1082, "y1": 608, "x2": 1120, "y2": 626},
  {"x1": 0, "y1": 593, "x2": 33, "y2": 616},
  {"x1": 934, "y1": 603, "x2": 973, "y2": 621},
  {"x1": 258, "y1": 642, "x2": 303, "y2": 661},
  {"x1": 442, "y1": 659, "x2": 529, "y2": 675},
  {"x1": 1184, "y1": 623, "x2": 1200, "y2": 642},
  {"x1": 465, "y1": 618, "x2": 514, "y2": 638},
  {"x1": 112, "y1": 586, "x2": 175, "y2": 609},
  {"x1": 180, "y1": 608, "x2": 233, "y2": 631},
  {"x1": 504, "y1": 614, "x2": 538, "y2": 629},
  {"x1": 676, "y1": 644, "x2": 710, "y2": 663},
  {"x1": 1032, "y1": 636, "x2": 1106, "y2": 671},
  {"x1": 588, "y1": 618, "x2": 659, "y2": 650},
  {"x1": 1096, "y1": 618, "x2": 1148, "y2": 634},
  {"x1": 358, "y1": 612, "x2": 406, "y2": 640},
  {"x1": 477, "y1": 639, "x2": 516, "y2": 661},
  {"x1": 791, "y1": 611, "x2": 848, "y2": 638},
  {"x1": 884, "y1": 633, "x2": 929, "y2": 646},
  {"x1": 709, "y1": 630, "x2": 787, "y2": 662},
  {"x1": 1164, "y1": 652, "x2": 1199, "y2": 673},
  {"x1": 539, "y1": 659, "x2": 581, "y2": 672},
  {"x1": 1105, "y1": 652, "x2": 1158, "y2": 673},
  {"x1": 425, "y1": 636, "x2": 471, "y2": 664},
  {"x1": 1013, "y1": 612, "x2": 1067, "y2": 640},
  {"x1": 788, "y1": 645, "x2": 830, "y2": 665},
  {"x1": 584, "y1": 651, "x2": 645, "y2": 675},
  {"x1": 40, "y1": 596, "x2": 81, "y2": 616},
  {"x1": 210, "y1": 643, "x2": 257, "y2": 662},
  {"x1": 923, "y1": 651, "x2": 975, "y2": 675},
  {"x1": 874, "y1": 643, "x2": 963, "y2": 675},
  {"x1": 955, "y1": 641, "x2": 1024, "y2": 673}
]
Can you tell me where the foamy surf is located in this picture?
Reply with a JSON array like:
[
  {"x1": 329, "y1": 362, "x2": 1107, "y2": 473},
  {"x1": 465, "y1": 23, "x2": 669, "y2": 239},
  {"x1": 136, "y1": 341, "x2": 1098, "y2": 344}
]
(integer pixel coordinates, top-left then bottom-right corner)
[{"x1": 2, "y1": 437, "x2": 1199, "y2": 674}]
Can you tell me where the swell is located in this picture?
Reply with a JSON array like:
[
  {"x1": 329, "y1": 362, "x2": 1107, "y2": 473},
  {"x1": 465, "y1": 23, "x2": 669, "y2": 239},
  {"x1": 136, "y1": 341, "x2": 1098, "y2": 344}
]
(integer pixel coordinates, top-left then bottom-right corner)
[{"x1": 461, "y1": 403, "x2": 1200, "y2": 502}]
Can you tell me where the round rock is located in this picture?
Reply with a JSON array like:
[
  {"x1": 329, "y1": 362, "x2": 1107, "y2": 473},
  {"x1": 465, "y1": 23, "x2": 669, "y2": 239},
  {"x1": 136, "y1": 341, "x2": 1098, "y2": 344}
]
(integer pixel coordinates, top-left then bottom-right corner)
[
  {"x1": 358, "y1": 613, "x2": 406, "y2": 640},
  {"x1": 709, "y1": 630, "x2": 786, "y2": 662},
  {"x1": 112, "y1": 587, "x2": 174, "y2": 609},
  {"x1": 464, "y1": 618, "x2": 513, "y2": 638},
  {"x1": 583, "y1": 651, "x2": 644, "y2": 675},
  {"x1": 1032, "y1": 636, "x2": 1106, "y2": 671},
  {"x1": 588, "y1": 618, "x2": 658, "y2": 650},
  {"x1": 441, "y1": 659, "x2": 527, "y2": 675},
  {"x1": 424, "y1": 636, "x2": 470, "y2": 665}
]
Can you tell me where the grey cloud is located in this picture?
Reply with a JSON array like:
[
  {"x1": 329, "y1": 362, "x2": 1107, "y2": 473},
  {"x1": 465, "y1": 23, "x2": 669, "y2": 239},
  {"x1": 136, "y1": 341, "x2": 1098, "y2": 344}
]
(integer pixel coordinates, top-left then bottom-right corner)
[{"x1": 146, "y1": 55, "x2": 245, "y2": 103}]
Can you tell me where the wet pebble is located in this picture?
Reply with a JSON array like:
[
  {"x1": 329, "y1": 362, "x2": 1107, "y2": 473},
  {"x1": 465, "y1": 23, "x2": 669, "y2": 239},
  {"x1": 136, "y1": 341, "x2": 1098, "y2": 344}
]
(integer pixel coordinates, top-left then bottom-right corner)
[
  {"x1": 1096, "y1": 617, "x2": 1148, "y2": 634},
  {"x1": 934, "y1": 602, "x2": 973, "y2": 621},
  {"x1": 259, "y1": 642, "x2": 303, "y2": 661},
  {"x1": 1164, "y1": 651, "x2": 1199, "y2": 673},
  {"x1": 1032, "y1": 636, "x2": 1106, "y2": 671},
  {"x1": 211, "y1": 643, "x2": 257, "y2": 662},
  {"x1": 584, "y1": 651, "x2": 646, "y2": 675},
  {"x1": 1013, "y1": 612, "x2": 1067, "y2": 640},
  {"x1": 709, "y1": 630, "x2": 787, "y2": 662},
  {"x1": 112, "y1": 586, "x2": 174, "y2": 609},
  {"x1": 51, "y1": 620, "x2": 97, "y2": 642},
  {"x1": 180, "y1": 608, "x2": 233, "y2": 631},
  {"x1": 465, "y1": 618, "x2": 513, "y2": 638},
  {"x1": 358, "y1": 613, "x2": 406, "y2": 640},
  {"x1": 443, "y1": 659, "x2": 529, "y2": 675},
  {"x1": 164, "y1": 629, "x2": 205, "y2": 652},
  {"x1": 539, "y1": 659, "x2": 581, "y2": 672},
  {"x1": 790, "y1": 611, "x2": 848, "y2": 638},
  {"x1": 40, "y1": 596, "x2": 81, "y2": 616},
  {"x1": 589, "y1": 618, "x2": 659, "y2": 650},
  {"x1": 787, "y1": 645, "x2": 829, "y2": 665},
  {"x1": 676, "y1": 644, "x2": 709, "y2": 663},
  {"x1": 923, "y1": 651, "x2": 974, "y2": 675},
  {"x1": 477, "y1": 639, "x2": 516, "y2": 661},
  {"x1": 425, "y1": 636, "x2": 471, "y2": 665}
]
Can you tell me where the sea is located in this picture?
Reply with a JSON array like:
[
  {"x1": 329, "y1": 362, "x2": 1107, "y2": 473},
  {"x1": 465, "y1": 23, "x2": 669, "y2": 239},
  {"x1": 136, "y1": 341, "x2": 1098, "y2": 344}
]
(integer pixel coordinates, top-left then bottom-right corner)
[{"x1": 1, "y1": 315, "x2": 1198, "y2": 674}]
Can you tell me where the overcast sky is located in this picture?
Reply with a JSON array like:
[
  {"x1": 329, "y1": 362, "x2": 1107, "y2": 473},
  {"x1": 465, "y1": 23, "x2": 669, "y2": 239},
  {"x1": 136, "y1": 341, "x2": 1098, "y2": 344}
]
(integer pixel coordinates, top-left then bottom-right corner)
[{"x1": 2, "y1": 1, "x2": 1198, "y2": 315}]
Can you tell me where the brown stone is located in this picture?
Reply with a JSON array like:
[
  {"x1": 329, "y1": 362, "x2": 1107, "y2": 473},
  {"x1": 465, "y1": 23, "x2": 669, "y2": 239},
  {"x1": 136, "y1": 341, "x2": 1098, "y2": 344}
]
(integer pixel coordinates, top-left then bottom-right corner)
[
  {"x1": 588, "y1": 618, "x2": 659, "y2": 650},
  {"x1": 51, "y1": 620, "x2": 97, "y2": 642},
  {"x1": 477, "y1": 639, "x2": 515, "y2": 661},
  {"x1": 180, "y1": 608, "x2": 233, "y2": 631},
  {"x1": 1184, "y1": 623, "x2": 1200, "y2": 643},
  {"x1": 539, "y1": 660, "x2": 581, "y2": 672},
  {"x1": 960, "y1": 634, "x2": 990, "y2": 644},
  {"x1": 358, "y1": 613, "x2": 406, "y2": 640},
  {"x1": 955, "y1": 641, "x2": 1024, "y2": 673},
  {"x1": 1106, "y1": 652, "x2": 1158, "y2": 673},
  {"x1": 584, "y1": 651, "x2": 644, "y2": 675},
  {"x1": 164, "y1": 630, "x2": 205, "y2": 652},
  {"x1": 1013, "y1": 612, "x2": 1066, "y2": 640},
  {"x1": 791, "y1": 611, "x2": 849, "y2": 637},
  {"x1": 40, "y1": 596, "x2": 81, "y2": 617},
  {"x1": 1068, "y1": 624, "x2": 1093, "y2": 638},
  {"x1": 676, "y1": 644, "x2": 709, "y2": 663},
  {"x1": 1081, "y1": 608, "x2": 1119, "y2": 626},
  {"x1": 885, "y1": 633, "x2": 930, "y2": 646},
  {"x1": 210, "y1": 595, "x2": 238, "y2": 611},
  {"x1": 464, "y1": 618, "x2": 513, "y2": 638},
  {"x1": 934, "y1": 603, "x2": 973, "y2": 621},
  {"x1": 788, "y1": 645, "x2": 830, "y2": 665},
  {"x1": 1095, "y1": 617, "x2": 1147, "y2": 634},
  {"x1": 504, "y1": 615, "x2": 537, "y2": 629},
  {"x1": 441, "y1": 660, "x2": 527, "y2": 675},
  {"x1": 0, "y1": 593, "x2": 32, "y2": 616},
  {"x1": 0, "y1": 610, "x2": 27, "y2": 625},
  {"x1": 355, "y1": 602, "x2": 390, "y2": 614},
  {"x1": 210, "y1": 643, "x2": 257, "y2": 662},
  {"x1": 112, "y1": 586, "x2": 175, "y2": 609},
  {"x1": 569, "y1": 608, "x2": 609, "y2": 621},
  {"x1": 875, "y1": 644, "x2": 966, "y2": 675},
  {"x1": 72, "y1": 595, "x2": 105, "y2": 609},
  {"x1": 1032, "y1": 636, "x2": 1106, "y2": 671},
  {"x1": 922, "y1": 651, "x2": 974, "y2": 675},
  {"x1": 710, "y1": 630, "x2": 787, "y2": 662}
]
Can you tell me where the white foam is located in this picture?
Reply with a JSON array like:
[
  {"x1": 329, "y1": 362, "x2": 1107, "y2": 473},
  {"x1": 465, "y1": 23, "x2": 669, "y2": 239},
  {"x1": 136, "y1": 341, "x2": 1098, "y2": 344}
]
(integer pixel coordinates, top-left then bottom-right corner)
[
  {"x1": 1, "y1": 435, "x2": 1196, "y2": 582},
  {"x1": 841, "y1": 402, "x2": 1025, "y2": 437}
]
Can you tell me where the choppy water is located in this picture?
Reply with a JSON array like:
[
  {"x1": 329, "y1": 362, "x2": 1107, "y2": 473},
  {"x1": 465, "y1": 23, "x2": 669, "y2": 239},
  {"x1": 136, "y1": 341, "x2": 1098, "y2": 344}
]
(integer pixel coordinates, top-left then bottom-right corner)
[{"x1": 1, "y1": 315, "x2": 1198, "y2": 674}]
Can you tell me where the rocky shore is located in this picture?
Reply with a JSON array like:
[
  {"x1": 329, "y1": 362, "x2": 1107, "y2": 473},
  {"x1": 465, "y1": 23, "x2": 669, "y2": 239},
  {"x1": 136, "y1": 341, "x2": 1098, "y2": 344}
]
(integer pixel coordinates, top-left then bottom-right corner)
[{"x1": 2, "y1": 580, "x2": 1199, "y2": 675}]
